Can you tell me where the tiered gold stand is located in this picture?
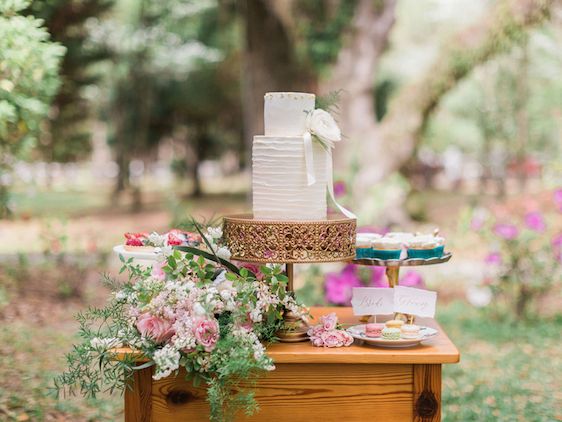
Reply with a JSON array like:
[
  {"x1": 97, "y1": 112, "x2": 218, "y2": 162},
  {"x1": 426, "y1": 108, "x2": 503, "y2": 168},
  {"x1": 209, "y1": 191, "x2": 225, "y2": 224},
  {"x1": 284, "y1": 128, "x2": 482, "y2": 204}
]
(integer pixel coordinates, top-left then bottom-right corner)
[
  {"x1": 223, "y1": 213, "x2": 356, "y2": 342},
  {"x1": 352, "y1": 253, "x2": 452, "y2": 323}
]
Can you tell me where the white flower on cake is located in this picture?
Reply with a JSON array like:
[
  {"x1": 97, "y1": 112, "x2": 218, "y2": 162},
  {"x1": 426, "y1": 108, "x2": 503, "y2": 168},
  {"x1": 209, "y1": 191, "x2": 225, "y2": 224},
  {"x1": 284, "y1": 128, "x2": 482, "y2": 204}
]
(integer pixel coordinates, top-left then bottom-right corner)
[{"x1": 306, "y1": 108, "x2": 341, "y2": 149}]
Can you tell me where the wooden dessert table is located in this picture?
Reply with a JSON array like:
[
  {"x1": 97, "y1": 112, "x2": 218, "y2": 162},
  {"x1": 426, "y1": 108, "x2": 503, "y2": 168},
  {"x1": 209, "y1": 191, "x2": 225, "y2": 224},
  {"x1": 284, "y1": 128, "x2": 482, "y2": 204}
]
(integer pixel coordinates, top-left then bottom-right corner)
[{"x1": 118, "y1": 307, "x2": 459, "y2": 422}]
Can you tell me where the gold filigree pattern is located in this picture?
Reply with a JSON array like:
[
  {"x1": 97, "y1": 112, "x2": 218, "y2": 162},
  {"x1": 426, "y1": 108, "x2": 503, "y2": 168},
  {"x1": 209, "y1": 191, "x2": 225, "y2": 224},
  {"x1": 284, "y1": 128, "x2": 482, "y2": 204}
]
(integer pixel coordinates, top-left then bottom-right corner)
[{"x1": 223, "y1": 214, "x2": 356, "y2": 263}]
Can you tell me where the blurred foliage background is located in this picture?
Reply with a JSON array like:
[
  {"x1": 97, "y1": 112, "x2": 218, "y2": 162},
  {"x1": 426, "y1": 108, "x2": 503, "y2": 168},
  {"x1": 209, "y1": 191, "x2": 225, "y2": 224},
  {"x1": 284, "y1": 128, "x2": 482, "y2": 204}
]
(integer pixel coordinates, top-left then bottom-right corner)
[{"x1": 0, "y1": 0, "x2": 561, "y2": 421}]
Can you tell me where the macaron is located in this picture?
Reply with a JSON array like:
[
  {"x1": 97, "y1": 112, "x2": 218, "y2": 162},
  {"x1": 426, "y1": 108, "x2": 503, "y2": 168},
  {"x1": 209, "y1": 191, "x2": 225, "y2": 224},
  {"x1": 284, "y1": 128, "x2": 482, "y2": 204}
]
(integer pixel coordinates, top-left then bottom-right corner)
[
  {"x1": 381, "y1": 327, "x2": 401, "y2": 340},
  {"x1": 401, "y1": 324, "x2": 421, "y2": 339},
  {"x1": 385, "y1": 319, "x2": 405, "y2": 329},
  {"x1": 365, "y1": 323, "x2": 385, "y2": 338}
]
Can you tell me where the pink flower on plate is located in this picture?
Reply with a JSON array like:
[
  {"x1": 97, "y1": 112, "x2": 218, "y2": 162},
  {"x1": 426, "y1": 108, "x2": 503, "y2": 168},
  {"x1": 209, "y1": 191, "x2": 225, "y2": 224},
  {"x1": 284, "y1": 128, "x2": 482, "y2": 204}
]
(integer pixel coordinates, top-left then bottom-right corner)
[
  {"x1": 524, "y1": 211, "x2": 546, "y2": 232},
  {"x1": 193, "y1": 318, "x2": 219, "y2": 352},
  {"x1": 320, "y1": 312, "x2": 338, "y2": 331},
  {"x1": 493, "y1": 223, "x2": 519, "y2": 240},
  {"x1": 136, "y1": 313, "x2": 175, "y2": 344},
  {"x1": 151, "y1": 262, "x2": 166, "y2": 281}
]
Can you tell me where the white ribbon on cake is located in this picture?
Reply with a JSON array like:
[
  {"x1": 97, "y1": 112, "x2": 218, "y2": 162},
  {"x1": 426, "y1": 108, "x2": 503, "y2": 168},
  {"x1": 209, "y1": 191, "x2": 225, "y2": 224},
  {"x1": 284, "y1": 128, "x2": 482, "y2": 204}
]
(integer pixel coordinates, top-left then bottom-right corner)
[{"x1": 304, "y1": 109, "x2": 357, "y2": 219}]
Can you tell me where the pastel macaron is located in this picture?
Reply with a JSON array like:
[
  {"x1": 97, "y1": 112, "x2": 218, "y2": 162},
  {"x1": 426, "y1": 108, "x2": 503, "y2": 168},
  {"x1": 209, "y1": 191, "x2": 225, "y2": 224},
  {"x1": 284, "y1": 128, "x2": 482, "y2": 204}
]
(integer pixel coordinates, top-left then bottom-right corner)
[
  {"x1": 381, "y1": 327, "x2": 401, "y2": 340},
  {"x1": 365, "y1": 323, "x2": 385, "y2": 338},
  {"x1": 401, "y1": 324, "x2": 421, "y2": 339}
]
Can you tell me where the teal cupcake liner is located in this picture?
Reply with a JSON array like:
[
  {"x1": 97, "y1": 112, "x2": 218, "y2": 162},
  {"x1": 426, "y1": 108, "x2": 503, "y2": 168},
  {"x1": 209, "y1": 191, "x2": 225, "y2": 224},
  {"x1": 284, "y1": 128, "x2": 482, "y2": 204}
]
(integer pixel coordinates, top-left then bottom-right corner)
[
  {"x1": 355, "y1": 248, "x2": 373, "y2": 259},
  {"x1": 371, "y1": 249, "x2": 401, "y2": 260},
  {"x1": 407, "y1": 245, "x2": 444, "y2": 259}
]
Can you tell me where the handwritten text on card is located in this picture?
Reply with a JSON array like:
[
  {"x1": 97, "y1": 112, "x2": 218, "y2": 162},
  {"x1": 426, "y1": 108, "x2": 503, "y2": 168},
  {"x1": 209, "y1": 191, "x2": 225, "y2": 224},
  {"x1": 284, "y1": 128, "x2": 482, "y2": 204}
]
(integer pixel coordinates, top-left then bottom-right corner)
[
  {"x1": 351, "y1": 288, "x2": 394, "y2": 315},
  {"x1": 393, "y1": 286, "x2": 437, "y2": 318}
]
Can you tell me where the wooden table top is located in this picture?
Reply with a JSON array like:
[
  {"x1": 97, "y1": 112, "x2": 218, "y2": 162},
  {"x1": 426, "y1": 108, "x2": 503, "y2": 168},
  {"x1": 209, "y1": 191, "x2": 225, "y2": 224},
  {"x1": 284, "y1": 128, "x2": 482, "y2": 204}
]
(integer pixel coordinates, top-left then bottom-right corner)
[
  {"x1": 111, "y1": 307, "x2": 459, "y2": 365},
  {"x1": 267, "y1": 306, "x2": 459, "y2": 364}
]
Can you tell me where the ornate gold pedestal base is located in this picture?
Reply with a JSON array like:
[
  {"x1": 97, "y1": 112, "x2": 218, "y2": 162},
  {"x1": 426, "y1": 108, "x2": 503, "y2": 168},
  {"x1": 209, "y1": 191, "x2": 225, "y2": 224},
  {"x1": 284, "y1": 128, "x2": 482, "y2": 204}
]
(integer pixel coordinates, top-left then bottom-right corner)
[{"x1": 276, "y1": 310, "x2": 309, "y2": 343}]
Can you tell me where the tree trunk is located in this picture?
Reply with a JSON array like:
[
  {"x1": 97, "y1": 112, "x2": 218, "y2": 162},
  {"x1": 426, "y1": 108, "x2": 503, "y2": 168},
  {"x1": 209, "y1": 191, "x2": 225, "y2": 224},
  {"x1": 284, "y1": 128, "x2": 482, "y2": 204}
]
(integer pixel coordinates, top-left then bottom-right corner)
[
  {"x1": 242, "y1": 0, "x2": 315, "y2": 148},
  {"x1": 320, "y1": 0, "x2": 397, "y2": 170},
  {"x1": 352, "y1": 0, "x2": 554, "y2": 207}
]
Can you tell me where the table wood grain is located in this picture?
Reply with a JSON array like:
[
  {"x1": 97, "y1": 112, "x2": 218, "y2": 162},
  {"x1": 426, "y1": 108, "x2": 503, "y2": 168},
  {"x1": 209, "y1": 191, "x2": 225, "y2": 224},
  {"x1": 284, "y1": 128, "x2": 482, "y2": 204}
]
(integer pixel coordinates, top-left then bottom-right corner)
[{"x1": 119, "y1": 307, "x2": 460, "y2": 421}]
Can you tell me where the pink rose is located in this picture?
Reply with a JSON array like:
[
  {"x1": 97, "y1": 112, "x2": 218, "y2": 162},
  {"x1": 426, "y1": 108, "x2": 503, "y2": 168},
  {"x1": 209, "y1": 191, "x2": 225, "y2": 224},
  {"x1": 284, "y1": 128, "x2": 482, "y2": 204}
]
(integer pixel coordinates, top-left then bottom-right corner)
[
  {"x1": 320, "y1": 312, "x2": 338, "y2": 331},
  {"x1": 320, "y1": 330, "x2": 345, "y2": 347},
  {"x1": 136, "y1": 313, "x2": 175, "y2": 344},
  {"x1": 307, "y1": 325, "x2": 324, "y2": 338},
  {"x1": 193, "y1": 318, "x2": 219, "y2": 352},
  {"x1": 311, "y1": 336, "x2": 324, "y2": 347}
]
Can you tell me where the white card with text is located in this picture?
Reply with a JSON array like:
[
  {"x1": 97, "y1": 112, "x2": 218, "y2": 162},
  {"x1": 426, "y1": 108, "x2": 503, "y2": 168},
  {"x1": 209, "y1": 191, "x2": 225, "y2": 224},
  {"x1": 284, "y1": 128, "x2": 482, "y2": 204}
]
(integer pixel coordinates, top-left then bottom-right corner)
[
  {"x1": 393, "y1": 286, "x2": 437, "y2": 318},
  {"x1": 351, "y1": 288, "x2": 395, "y2": 316}
]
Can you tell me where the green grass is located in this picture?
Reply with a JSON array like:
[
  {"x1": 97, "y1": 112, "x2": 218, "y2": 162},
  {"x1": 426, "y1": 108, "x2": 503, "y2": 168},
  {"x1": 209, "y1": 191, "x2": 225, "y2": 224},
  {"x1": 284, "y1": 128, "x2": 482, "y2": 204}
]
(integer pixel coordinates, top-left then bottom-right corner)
[
  {"x1": 439, "y1": 302, "x2": 561, "y2": 422},
  {"x1": 11, "y1": 189, "x2": 109, "y2": 217},
  {"x1": 0, "y1": 321, "x2": 122, "y2": 421}
]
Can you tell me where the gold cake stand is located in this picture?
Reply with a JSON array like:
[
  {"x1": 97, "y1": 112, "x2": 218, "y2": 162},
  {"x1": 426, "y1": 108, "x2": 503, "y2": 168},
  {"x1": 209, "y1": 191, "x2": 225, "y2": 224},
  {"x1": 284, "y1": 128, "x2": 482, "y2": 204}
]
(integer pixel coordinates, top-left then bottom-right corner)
[{"x1": 223, "y1": 213, "x2": 356, "y2": 342}]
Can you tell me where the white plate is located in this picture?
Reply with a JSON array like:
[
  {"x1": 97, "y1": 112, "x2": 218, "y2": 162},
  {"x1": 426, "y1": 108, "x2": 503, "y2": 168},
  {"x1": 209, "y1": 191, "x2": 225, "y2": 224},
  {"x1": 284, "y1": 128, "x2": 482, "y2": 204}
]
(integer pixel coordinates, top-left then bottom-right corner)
[
  {"x1": 346, "y1": 324, "x2": 438, "y2": 348},
  {"x1": 113, "y1": 245, "x2": 159, "y2": 262}
]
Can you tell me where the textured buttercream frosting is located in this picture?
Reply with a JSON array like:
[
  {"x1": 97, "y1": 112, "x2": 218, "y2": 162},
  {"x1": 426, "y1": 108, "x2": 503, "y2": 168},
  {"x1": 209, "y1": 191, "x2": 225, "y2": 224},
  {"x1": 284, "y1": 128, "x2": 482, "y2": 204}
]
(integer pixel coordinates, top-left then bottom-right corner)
[{"x1": 252, "y1": 136, "x2": 327, "y2": 220}]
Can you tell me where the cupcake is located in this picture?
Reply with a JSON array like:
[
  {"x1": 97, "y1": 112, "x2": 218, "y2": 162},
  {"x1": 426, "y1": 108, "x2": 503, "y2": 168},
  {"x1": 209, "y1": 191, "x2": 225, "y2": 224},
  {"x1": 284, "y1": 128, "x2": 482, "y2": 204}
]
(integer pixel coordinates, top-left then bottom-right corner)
[
  {"x1": 355, "y1": 234, "x2": 374, "y2": 259},
  {"x1": 365, "y1": 323, "x2": 385, "y2": 338},
  {"x1": 386, "y1": 232, "x2": 415, "y2": 241},
  {"x1": 406, "y1": 235, "x2": 445, "y2": 259},
  {"x1": 385, "y1": 319, "x2": 405, "y2": 329},
  {"x1": 381, "y1": 327, "x2": 401, "y2": 340},
  {"x1": 401, "y1": 324, "x2": 421, "y2": 339},
  {"x1": 371, "y1": 238, "x2": 403, "y2": 260}
]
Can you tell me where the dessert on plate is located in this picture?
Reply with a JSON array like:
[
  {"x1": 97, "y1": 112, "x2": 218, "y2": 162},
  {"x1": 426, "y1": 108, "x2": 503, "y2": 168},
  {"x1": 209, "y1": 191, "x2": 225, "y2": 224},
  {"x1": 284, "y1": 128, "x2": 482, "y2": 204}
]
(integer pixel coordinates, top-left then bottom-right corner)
[
  {"x1": 381, "y1": 327, "x2": 401, "y2": 340},
  {"x1": 371, "y1": 238, "x2": 403, "y2": 260},
  {"x1": 406, "y1": 235, "x2": 445, "y2": 259},
  {"x1": 365, "y1": 323, "x2": 385, "y2": 338},
  {"x1": 400, "y1": 324, "x2": 421, "y2": 339},
  {"x1": 385, "y1": 319, "x2": 405, "y2": 329}
]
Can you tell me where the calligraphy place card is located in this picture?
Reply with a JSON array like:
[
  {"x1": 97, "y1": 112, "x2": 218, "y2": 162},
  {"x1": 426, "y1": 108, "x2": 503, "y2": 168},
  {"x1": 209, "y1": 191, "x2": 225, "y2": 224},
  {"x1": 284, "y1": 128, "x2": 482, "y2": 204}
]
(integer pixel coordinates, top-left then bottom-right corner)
[
  {"x1": 351, "y1": 288, "x2": 395, "y2": 316},
  {"x1": 393, "y1": 286, "x2": 437, "y2": 318}
]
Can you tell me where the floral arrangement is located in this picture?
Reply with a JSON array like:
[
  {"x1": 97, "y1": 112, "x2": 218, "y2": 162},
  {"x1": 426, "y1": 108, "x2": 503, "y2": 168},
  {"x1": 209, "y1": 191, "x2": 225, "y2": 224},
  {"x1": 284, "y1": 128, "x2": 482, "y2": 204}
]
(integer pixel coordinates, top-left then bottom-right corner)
[
  {"x1": 307, "y1": 312, "x2": 353, "y2": 347},
  {"x1": 55, "y1": 225, "x2": 306, "y2": 421},
  {"x1": 467, "y1": 190, "x2": 562, "y2": 319}
]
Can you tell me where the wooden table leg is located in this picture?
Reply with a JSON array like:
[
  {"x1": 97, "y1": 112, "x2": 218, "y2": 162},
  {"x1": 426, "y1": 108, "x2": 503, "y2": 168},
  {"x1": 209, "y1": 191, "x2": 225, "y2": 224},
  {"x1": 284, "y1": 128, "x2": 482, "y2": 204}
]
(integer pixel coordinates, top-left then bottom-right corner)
[
  {"x1": 125, "y1": 366, "x2": 153, "y2": 422},
  {"x1": 413, "y1": 364, "x2": 441, "y2": 422}
]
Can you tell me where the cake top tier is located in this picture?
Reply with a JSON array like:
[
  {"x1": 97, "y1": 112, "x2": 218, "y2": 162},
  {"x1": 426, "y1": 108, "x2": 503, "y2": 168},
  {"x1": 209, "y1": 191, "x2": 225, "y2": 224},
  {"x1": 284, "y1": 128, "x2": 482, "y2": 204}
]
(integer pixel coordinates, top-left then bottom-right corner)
[{"x1": 264, "y1": 92, "x2": 315, "y2": 137}]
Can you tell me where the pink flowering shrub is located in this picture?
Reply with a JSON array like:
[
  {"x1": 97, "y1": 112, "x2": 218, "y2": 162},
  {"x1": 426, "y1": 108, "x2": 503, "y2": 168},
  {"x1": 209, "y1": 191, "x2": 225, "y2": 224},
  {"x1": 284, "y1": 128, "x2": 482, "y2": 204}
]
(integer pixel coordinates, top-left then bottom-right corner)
[
  {"x1": 469, "y1": 195, "x2": 562, "y2": 319},
  {"x1": 307, "y1": 313, "x2": 353, "y2": 347}
]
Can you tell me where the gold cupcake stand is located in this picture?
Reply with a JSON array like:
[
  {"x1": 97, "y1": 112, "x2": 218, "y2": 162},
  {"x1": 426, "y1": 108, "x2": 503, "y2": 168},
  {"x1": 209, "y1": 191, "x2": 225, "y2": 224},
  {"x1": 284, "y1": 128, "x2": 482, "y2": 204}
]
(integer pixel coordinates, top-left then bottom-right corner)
[{"x1": 223, "y1": 213, "x2": 452, "y2": 342}]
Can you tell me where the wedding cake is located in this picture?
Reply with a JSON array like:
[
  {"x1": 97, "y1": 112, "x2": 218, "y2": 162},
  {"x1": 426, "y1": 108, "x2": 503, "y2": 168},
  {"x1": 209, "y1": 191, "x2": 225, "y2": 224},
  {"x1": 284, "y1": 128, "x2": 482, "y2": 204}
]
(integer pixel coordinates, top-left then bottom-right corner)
[{"x1": 253, "y1": 92, "x2": 328, "y2": 220}]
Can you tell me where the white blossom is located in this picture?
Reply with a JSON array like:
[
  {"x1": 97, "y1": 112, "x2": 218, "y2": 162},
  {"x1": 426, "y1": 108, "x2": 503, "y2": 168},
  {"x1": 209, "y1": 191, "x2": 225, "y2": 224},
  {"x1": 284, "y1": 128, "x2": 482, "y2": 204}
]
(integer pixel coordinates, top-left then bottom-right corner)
[
  {"x1": 153, "y1": 344, "x2": 181, "y2": 380},
  {"x1": 216, "y1": 246, "x2": 231, "y2": 260}
]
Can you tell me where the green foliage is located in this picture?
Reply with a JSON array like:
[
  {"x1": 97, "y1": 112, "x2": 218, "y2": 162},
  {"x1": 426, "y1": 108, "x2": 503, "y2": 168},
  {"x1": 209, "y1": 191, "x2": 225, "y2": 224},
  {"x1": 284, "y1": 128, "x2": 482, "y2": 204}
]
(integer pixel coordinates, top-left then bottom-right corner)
[
  {"x1": 27, "y1": 0, "x2": 115, "y2": 163},
  {"x1": 294, "y1": 0, "x2": 358, "y2": 74},
  {"x1": 0, "y1": 0, "x2": 65, "y2": 216}
]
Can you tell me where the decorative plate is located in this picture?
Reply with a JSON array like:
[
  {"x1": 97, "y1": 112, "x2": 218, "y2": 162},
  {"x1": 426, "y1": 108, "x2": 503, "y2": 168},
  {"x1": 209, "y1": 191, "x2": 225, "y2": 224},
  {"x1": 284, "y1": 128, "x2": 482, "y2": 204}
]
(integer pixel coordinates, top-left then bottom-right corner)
[
  {"x1": 112, "y1": 245, "x2": 159, "y2": 262},
  {"x1": 346, "y1": 324, "x2": 438, "y2": 348}
]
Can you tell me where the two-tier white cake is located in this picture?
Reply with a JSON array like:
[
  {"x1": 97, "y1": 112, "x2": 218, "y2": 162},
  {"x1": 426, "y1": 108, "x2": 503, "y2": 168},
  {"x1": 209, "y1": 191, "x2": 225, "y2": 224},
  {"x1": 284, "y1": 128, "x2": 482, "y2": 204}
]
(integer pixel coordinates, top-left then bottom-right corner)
[{"x1": 252, "y1": 92, "x2": 328, "y2": 220}]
